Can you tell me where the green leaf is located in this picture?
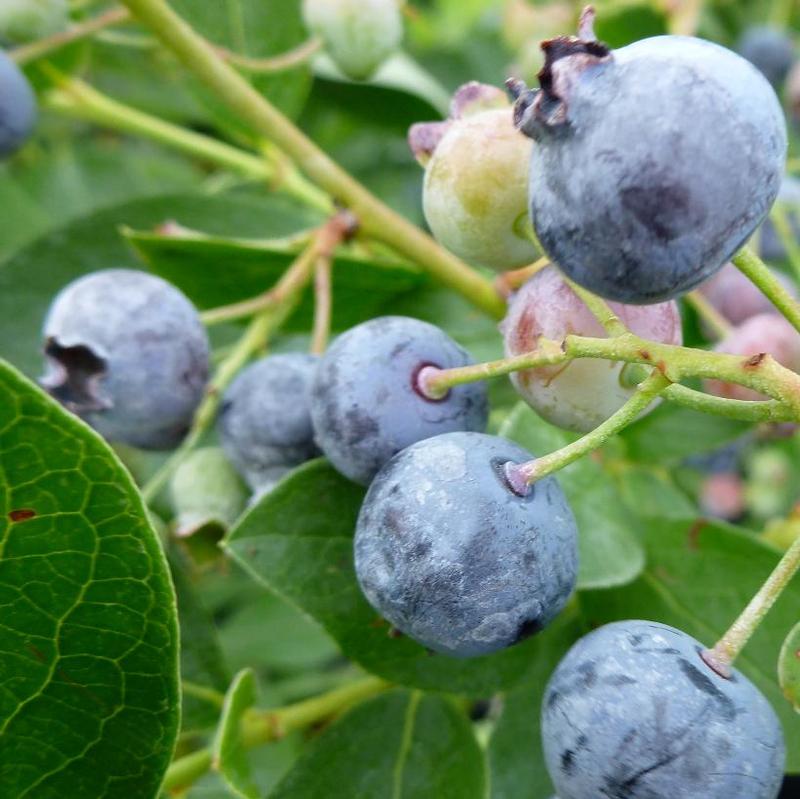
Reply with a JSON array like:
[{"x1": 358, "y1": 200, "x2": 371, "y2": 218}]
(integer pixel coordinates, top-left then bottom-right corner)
[
  {"x1": 126, "y1": 226, "x2": 424, "y2": 332},
  {"x1": 488, "y1": 608, "x2": 584, "y2": 799},
  {"x1": 613, "y1": 463, "x2": 697, "y2": 520},
  {"x1": 168, "y1": 546, "x2": 230, "y2": 734},
  {"x1": 779, "y1": 621, "x2": 800, "y2": 713},
  {"x1": 0, "y1": 360, "x2": 179, "y2": 797},
  {"x1": 0, "y1": 192, "x2": 316, "y2": 378},
  {"x1": 269, "y1": 690, "x2": 486, "y2": 799},
  {"x1": 581, "y1": 517, "x2": 800, "y2": 769},
  {"x1": 224, "y1": 459, "x2": 574, "y2": 696},
  {"x1": 212, "y1": 669, "x2": 259, "y2": 799},
  {"x1": 169, "y1": 0, "x2": 312, "y2": 122},
  {"x1": 500, "y1": 403, "x2": 645, "y2": 589},
  {"x1": 619, "y1": 402, "x2": 749, "y2": 463}
]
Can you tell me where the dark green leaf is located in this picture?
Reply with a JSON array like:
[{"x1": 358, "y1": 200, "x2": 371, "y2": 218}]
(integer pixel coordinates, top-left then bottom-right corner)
[
  {"x1": 270, "y1": 690, "x2": 485, "y2": 799},
  {"x1": 779, "y1": 621, "x2": 800, "y2": 712},
  {"x1": 581, "y1": 517, "x2": 800, "y2": 769},
  {"x1": 488, "y1": 608, "x2": 584, "y2": 799},
  {"x1": 126, "y1": 227, "x2": 424, "y2": 332},
  {"x1": 0, "y1": 360, "x2": 179, "y2": 797},
  {"x1": 501, "y1": 403, "x2": 645, "y2": 589},
  {"x1": 212, "y1": 669, "x2": 259, "y2": 799},
  {"x1": 619, "y1": 402, "x2": 750, "y2": 463},
  {"x1": 224, "y1": 459, "x2": 575, "y2": 695}
]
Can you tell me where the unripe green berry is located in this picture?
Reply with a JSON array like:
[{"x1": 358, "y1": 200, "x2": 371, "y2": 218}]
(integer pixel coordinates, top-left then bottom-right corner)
[
  {"x1": 169, "y1": 447, "x2": 248, "y2": 538},
  {"x1": 302, "y1": 0, "x2": 402, "y2": 81},
  {"x1": 411, "y1": 83, "x2": 539, "y2": 271},
  {"x1": 0, "y1": 0, "x2": 69, "y2": 44}
]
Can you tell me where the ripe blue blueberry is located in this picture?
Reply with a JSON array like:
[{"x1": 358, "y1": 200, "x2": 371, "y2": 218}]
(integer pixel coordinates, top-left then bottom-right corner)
[
  {"x1": 512, "y1": 13, "x2": 787, "y2": 304},
  {"x1": 310, "y1": 316, "x2": 488, "y2": 485},
  {"x1": 0, "y1": 48, "x2": 36, "y2": 158},
  {"x1": 759, "y1": 176, "x2": 800, "y2": 263},
  {"x1": 41, "y1": 269, "x2": 209, "y2": 450},
  {"x1": 355, "y1": 432, "x2": 578, "y2": 657},
  {"x1": 542, "y1": 620, "x2": 785, "y2": 799},
  {"x1": 737, "y1": 26, "x2": 795, "y2": 88},
  {"x1": 218, "y1": 353, "x2": 319, "y2": 492}
]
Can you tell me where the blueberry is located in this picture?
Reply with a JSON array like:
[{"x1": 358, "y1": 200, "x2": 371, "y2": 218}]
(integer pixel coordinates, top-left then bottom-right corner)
[
  {"x1": 737, "y1": 26, "x2": 795, "y2": 88},
  {"x1": 310, "y1": 316, "x2": 488, "y2": 485},
  {"x1": 41, "y1": 269, "x2": 209, "y2": 450},
  {"x1": 759, "y1": 176, "x2": 800, "y2": 263},
  {"x1": 410, "y1": 82, "x2": 539, "y2": 271},
  {"x1": 355, "y1": 432, "x2": 578, "y2": 657},
  {"x1": 513, "y1": 19, "x2": 787, "y2": 304},
  {"x1": 502, "y1": 266, "x2": 682, "y2": 432},
  {"x1": 704, "y1": 313, "x2": 800, "y2": 402},
  {"x1": 542, "y1": 620, "x2": 785, "y2": 799},
  {"x1": 0, "y1": 0, "x2": 68, "y2": 44},
  {"x1": 302, "y1": 0, "x2": 402, "y2": 81},
  {"x1": 218, "y1": 353, "x2": 319, "y2": 491},
  {"x1": 0, "y1": 48, "x2": 36, "y2": 158}
]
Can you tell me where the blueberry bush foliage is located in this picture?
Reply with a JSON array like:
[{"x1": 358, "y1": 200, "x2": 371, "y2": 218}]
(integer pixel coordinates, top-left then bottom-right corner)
[{"x1": 2, "y1": 0, "x2": 800, "y2": 797}]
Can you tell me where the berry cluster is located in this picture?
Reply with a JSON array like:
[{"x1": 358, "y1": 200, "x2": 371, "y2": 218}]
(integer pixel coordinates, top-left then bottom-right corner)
[{"x1": 31, "y1": 6, "x2": 798, "y2": 796}]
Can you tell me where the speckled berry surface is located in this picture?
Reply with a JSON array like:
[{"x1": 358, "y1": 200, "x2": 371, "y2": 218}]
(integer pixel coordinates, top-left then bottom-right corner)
[
  {"x1": 542, "y1": 620, "x2": 785, "y2": 799},
  {"x1": 502, "y1": 266, "x2": 682, "y2": 432},
  {"x1": 218, "y1": 353, "x2": 319, "y2": 491},
  {"x1": 41, "y1": 269, "x2": 209, "y2": 450},
  {"x1": 355, "y1": 431, "x2": 578, "y2": 657},
  {"x1": 515, "y1": 33, "x2": 787, "y2": 304},
  {"x1": 310, "y1": 316, "x2": 488, "y2": 485},
  {"x1": 0, "y1": 49, "x2": 37, "y2": 157}
]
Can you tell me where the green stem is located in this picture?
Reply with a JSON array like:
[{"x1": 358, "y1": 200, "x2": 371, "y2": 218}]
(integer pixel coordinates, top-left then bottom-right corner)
[
  {"x1": 703, "y1": 532, "x2": 800, "y2": 676},
  {"x1": 663, "y1": 384, "x2": 793, "y2": 422},
  {"x1": 118, "y1": 0, "x2": 505, "y2": 318},
  {"x1": 768, "y1": 205, "x2": 800, "y2": 285},
  {"x1": 218, "y1": 37, "x2": 322, "y2": 73},
  {"x1": 685, "y1": 290, "x2": 732, "y2": 339},
  {"x1": 508, "y1": 372, "x2": 670, "y2": 488},
  {"x1": 141, "y1": 243, "x2": 318, "y2": 503},
  {"x1": 163, "y1": 676, "x2": 390, "y2": 792},
  {"x1": 563, "y1": 277, "x2": 628, "y2": 336},
  {"x1": 732, "y1": 246, "x2": 800, "y2": 334},
  {"x1": 310, "y1": 253, "x2": 333, "y2": 354},
  {"x1": 10, "y1": 6, "x2": 131, "y2": 64},
  {"x1": 182, "y1": 681, "x2": 225, "y2": 709},
  {"x1": 42, "y1": 74, "x2": 333, "y2": 214}
]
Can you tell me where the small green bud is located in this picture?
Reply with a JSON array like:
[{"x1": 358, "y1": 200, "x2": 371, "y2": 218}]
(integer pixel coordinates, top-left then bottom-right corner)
[
  {"x1": 0, "y1": 0, "x2": 69, "y2": 44},
  {"x1": 169, "y1": 447, "x2": 248, "y2": 538},
  {"x1": 302, "y1": 0, "x2": 402, "y2": 81}
]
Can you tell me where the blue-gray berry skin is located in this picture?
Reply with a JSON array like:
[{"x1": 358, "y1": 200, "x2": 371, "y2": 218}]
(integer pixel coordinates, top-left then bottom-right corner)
[
  {"x1": 310, "y1": 316, "x2": 489, "y2": 485},
  {"x1": 0, "y1": 49, "x2": 36, "y2": 157},
  {"x1": 738, "y1": 26, "x2": 795, "y2": 88},
  {"x1": 514, "y1": 33, "x2": 787, "y2": 304},
  {"x1": 760, "y1": 176, "x2": 800, "y2": 262},
  {"x1": 218, "y1": 353, "x2": 319, "y2": 491},
  {"x1": 355, "y1": 432, "x2": 578, "y2": 657},
  {"x1": 41, "y1": 269, "x2": 209, "y2": 450},
  {"x1": 542, "y1": 620, "x2": 785, "y2": 799}
]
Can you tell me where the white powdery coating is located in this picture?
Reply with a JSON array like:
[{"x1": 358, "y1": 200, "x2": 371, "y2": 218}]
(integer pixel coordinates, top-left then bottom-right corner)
[
  {"x1": 302, "y1": 0, "x2": 402, "y2": 81},
  {"x1": 542, "y1": 620, "x2": 785, "y2": 799},
  {"x1": 423, "y1": 108, "x2": 537, "y2": 271},
  {"x1": 705, "y1": 313, "x2": 800, "y2": 401},
  {"x1": 501, "y1": 266, "x2": 682, "y2": 433}
]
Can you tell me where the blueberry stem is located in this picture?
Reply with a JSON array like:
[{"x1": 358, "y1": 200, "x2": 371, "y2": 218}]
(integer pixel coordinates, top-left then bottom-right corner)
[
  {"x1": 732, "y1": 246, "x2": 800, "y2": 335},
  {"x1": 9, "y1": 6, "x2": 131, "y2": 65},
  {"x1": 116, "y1": 0, "x2": 506, "y2": 319},
  {"x1": 684, "y1": 291, "x2": 733, "y2": 339},
  {"x1": 163, "y1": 676, "x2": 390, "y2": 791},
  {"x1": 215, "y1": 37, "x2": 322, "y2": 73},
  {"x1": 511, "y1": 371, "x2": 671, "y2": 485},
  {"x1": 561, "y1": 276, "x2": 627, "y2": 336},
  {"x1": 493, "y1": 256, "x2": 549, "y2": 299},
  {"x1": 42, "y1": 71, "x2": 334, "y2": 215},
  {"x1": 768, "y1": 205, "x2": 800, "y2": 285},
  {"x1": 310, "y1": 252, "x2": 333, "y2": 354},
  {"x1": 704, "y1": 531, "x2": 800, "y2": 673}
]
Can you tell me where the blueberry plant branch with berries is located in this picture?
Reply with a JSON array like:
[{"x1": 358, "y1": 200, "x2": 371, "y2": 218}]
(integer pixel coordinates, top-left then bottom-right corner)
[{"x1": 3, "y1": 1, "x2": 800, "y2": 797}]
